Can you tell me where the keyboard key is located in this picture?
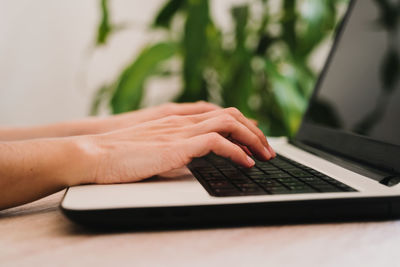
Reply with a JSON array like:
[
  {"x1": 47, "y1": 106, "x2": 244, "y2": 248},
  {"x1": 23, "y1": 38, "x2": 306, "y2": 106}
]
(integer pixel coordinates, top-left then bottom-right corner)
[
  {"x1": 240, "y1": 187, "x2": 265, "y2": 194},
  {"x1": 287, "y1": 169, "x2": 312, "y2": 177},
  {"x1": 266, "y1": 186, "x2": 290, "y2": 194},
  {"x1": 263, "y1": 173, "x2": 292, "y2": 179},
  {"x1": 209, "y1": 181, "x2": 233, "y2": 188}
]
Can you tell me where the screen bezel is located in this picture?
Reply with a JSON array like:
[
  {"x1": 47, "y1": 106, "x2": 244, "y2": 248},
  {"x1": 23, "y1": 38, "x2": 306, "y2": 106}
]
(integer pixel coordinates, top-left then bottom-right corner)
[{"x1": 294, "y1": 0, "x2": 400, "y2": 174}]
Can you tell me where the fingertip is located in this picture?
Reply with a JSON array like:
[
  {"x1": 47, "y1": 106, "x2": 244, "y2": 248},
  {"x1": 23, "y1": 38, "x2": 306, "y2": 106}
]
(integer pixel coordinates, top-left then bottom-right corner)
[
  {"x1": 268, "y1": 145, "x2": 276, "y2": 158},
  {"x1": 246, "y1": 155, "x2": 255, "y2": 167},
  {"x1": 263, "y1": 147, "x2": 272, "y2": 160},
  {"x1": 249, "y1": 118, "x2": 258, "y2": 126}
]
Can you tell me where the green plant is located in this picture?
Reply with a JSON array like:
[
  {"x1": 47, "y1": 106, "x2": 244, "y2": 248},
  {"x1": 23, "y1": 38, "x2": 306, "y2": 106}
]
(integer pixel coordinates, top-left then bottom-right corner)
[{"x1": 91, "y1": 0, "x2": 348, "y2": 136}]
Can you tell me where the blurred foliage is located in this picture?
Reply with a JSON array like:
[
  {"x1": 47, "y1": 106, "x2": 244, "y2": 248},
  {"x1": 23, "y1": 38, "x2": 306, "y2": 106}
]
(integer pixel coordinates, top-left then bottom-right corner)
[
  {"x1": 92, "y1": 0, "x2": 349, "y2": 136},
  {"x1": 96, "y1": 0, "x2": 112, "y2": 45}
]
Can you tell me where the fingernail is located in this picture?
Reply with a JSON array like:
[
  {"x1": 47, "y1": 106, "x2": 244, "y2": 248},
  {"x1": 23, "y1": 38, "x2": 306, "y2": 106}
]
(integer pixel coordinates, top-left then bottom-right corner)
[
  {"x1": 266, "y1": 144, "x2": 274, "y2": 157},
  {"x1": 246, "y1": 156, "x2": 255, "y2": 166},
  {"x1": 264, "y1": 147, "x2": 271, "y2": 159},
  {"x1": 269, "y1": 146, "x2": 276, "y2": 157}
]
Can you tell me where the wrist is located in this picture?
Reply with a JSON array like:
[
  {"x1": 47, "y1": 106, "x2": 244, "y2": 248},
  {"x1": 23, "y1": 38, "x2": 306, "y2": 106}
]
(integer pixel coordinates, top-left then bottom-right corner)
[{"x1": 63, "y1": 135, "x2": 103, "y2": 186}]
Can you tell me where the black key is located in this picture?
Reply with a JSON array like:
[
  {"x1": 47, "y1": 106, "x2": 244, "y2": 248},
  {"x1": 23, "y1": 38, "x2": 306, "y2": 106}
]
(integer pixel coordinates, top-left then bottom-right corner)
[
  {"x1": 264, "y1": 170, "x2": 284, "y2": 176},
  {"x1": 313, "y1": 184, "x2": 341, "y2": 192},
  {"x1": 266, "y1": 186, "x2": 290, "y2": 194},
  {"x1": 235, "y1": 182, "x2": 260, "y2": 189},
  {"x1": 195, "y1": 167, "x2": 216, "y2": 173},
  {"x1": 241, "y1": 168, "x2": 265, "y2": 175},
  {"x1": 289, "y1": 187, "x2": 317, "y2": 193},
  {"x1": 287, "y1": 184, "x2": 313, "y2": 191},
  {"x1": 218, "y1": 166, "x2": 237, "y2": 171},
  {"x1": 298, "y1": 176, "x2": 321, "y2": 183},
  {"x1": 240, "y1": 187, "x2": 265, "y2": 194},
  {"x1": 214, "y1": 188, "x2": 241, "y2": 196},
  {"x1": 257, "y1": 179, "x2": 281, "y2": 185},
  {"x1": 230, "y1": 177, "x2": 252, "y2": 183},
  {"x1": 252, "y1": 177, "x2": 272, "y2": 183},
  {"x1": 263, "y1": 173, "x2": 292, "y2": 179},
  {"x1": 287, "y1": 169, "x2": 312, "y2": 177},
  {"x1": 189, "y1": 158, "x2": 209, "y2": 167},
  {"x1": 250, "y1": 173, "x2": 270, "y2": 179},
  {"x1": 203, "y1": 176, "x2": 226, "y2": 182},
  {"x1": 276, "y1": 177, "x2": 299, "y2": 183},
  {"x1": 225, "y1": 172, "x2": 249, "y2": 181},
  {"x1": 208, "y1": 181, "x2": 234, "y2": 188},
  {"x1": 206, "y1": 172, "x2": 227, "y2": 180},
  {"x1": 258, "y1": 166, "x2": 280, "y2": 172}
]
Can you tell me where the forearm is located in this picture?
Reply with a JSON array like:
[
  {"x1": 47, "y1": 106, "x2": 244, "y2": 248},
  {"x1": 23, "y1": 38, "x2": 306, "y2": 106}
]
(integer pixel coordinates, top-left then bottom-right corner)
[
  {"x1": 0, "y1": 118, "x2": 100, "y2": 141},
  {"x1": 0, "y1": 137, "x2": 96, "y2": 210}
]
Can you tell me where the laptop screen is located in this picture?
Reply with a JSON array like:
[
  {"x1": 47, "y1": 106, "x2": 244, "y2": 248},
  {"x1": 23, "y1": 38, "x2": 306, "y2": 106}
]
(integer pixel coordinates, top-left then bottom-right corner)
[{"x1": 304, "y1": 0, "x2": 400, "y2": 146}]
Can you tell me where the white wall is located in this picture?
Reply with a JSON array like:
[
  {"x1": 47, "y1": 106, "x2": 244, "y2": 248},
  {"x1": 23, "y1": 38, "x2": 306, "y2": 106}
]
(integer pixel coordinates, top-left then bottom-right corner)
[{"x1": 0, "y1": 0, "x2": 165, "y2": 126}]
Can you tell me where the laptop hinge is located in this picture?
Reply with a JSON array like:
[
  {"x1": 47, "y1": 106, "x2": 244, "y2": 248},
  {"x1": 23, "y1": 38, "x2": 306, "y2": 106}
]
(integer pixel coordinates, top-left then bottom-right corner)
[{"x1": 290, "y1": 139, "x2": 399, "y2": 187}]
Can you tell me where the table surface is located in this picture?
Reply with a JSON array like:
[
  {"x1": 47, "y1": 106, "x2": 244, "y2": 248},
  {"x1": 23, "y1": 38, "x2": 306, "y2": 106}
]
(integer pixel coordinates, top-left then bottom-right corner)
[{"x1": 1, "y1": 190, "x2": 400, "y2": 267}]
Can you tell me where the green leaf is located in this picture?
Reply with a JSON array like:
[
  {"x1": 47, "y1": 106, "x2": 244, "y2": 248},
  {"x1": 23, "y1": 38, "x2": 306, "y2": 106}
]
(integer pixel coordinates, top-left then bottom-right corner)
[
  {"x1": 96, "y1": 0, "x2": 112, "y2": 45},
  {"x1": 110, "y1": 42, "x2": 177, "y2": 113},
  {"x1": 221, "y1": 5, "x2": 253, "y2": 115},
  {"x1": 232, "y1": 5, "x2": 249, "y2": 52},
  {"x1": 90, "y1": 83, "x2": 115, "y2": 115},
  {"x1": 177, "y1": 0, "x2": 210, "y2": 102},
  {"x1": 153, "y1": 0, "x2": 186, "y2": 28},
  {"x1": 281, "y1": 0, "x2": 297, "y2": 54},
  {"x1": 265, "y1": 60, "x2": 307, "y2": 135},
  {"x1": 297, "y1": 0, "x2": 337, "y2": 56}
]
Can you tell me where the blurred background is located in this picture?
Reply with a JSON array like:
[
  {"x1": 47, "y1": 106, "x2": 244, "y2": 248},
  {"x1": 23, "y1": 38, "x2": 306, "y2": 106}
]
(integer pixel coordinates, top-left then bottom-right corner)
[{"x1": 0, "y1": 0, "x2": 348, "y2": 136}]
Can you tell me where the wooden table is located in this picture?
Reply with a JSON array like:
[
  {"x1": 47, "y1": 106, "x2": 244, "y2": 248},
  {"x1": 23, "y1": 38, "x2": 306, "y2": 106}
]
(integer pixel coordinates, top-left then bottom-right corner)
[{"x1": 1, "y1": 190, "x2": 400, "y2": 267}]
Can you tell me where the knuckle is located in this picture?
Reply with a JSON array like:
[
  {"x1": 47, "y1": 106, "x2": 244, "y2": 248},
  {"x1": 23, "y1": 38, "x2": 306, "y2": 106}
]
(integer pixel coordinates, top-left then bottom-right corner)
[
  {"x1": 258, "y1": 132, "x2": 266, "y2": 141},
  {"x1": 219, "y1": 114, "x2": 235, "y2": 125},
  {"x1": 196, "y1": 100, "x2": 207, "y2": 105},
  {"x1": 225, "y1": 107, "x2": 241, "y2": 116},
  {"x1": 255, "y1": 129, "x2": 266, "y2": 140},
  {"x1": 206, "y1": 132, "x2": 221, "y2": 146}
]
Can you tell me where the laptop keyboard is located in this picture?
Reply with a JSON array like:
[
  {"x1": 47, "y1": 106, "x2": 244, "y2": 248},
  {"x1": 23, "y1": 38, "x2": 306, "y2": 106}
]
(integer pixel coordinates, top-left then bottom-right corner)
[{"x1": 188, "y1": 154, "x2": 356, "y2": 197}]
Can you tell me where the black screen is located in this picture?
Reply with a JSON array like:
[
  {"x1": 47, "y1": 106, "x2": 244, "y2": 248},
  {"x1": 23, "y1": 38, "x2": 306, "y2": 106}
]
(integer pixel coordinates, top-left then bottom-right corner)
[{"x1": 305, "y1": 0, "x2": 400, "y2": 146}]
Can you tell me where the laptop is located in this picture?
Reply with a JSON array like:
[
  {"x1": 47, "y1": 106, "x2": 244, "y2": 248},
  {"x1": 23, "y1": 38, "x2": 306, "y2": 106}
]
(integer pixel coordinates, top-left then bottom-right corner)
[{"x1": 61, "y1": 0, "x2": 400, "y2": 227}]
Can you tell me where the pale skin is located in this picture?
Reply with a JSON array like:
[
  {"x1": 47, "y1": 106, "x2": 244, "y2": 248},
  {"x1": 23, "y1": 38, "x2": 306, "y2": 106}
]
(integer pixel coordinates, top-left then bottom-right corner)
[{"x1": 0, "y1": 102, "x2": 275, "y2": 210}]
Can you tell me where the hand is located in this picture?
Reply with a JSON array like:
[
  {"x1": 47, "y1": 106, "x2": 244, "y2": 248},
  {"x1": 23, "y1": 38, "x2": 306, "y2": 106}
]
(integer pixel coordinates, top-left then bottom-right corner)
[
  {"x1": 90, "y1": 101, "x2": 221, "y2": 134},
  {"x1": 82, "y1": 107, "x2": 276, "y2": 184}
]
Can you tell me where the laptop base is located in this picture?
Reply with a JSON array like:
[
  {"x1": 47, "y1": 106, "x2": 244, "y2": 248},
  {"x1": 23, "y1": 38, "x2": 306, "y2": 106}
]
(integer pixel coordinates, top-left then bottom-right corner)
[{"x1": 61, "y1": 194, "x2": 400, "y2": 230}]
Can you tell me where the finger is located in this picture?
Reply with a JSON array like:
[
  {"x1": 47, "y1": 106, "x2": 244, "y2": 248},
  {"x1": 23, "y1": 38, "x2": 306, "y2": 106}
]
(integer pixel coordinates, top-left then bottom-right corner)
[
  {"x1": 186, "y1": 108, "x2": 274, "y2": 156},
  {"x1": 224, "y1": 108, "x2": 270, "y2": 146},
  {"x1": 183, "y1": 133, "x2": 255, "y2": 168},
  {"x1": 249, "y1": 118, "x2": 258, "y2": 126},
  {"x1": 231, "y1": 139, "x2": 253, "y2": 156},
  {"x1": 181, "y1": 115, "x2": 271, "y2": 160},
  {"x1": 225, "y1": 108, "x2": 276, "y2": 157},
  {"x1": 166, "y1": 101, "x2": 221, "y2": 116}
]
